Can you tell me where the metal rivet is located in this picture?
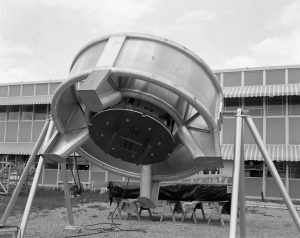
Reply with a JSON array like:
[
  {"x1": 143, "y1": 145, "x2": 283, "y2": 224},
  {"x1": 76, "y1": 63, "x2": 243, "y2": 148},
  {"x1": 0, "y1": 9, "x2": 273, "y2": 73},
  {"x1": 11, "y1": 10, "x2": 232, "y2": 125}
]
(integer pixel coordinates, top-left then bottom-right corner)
[
  {"x1": 100, "y1": 133, "x2": 104, "y2": 137},
  {"x1": 126, "y1": 118, "x2": 130, "y2": 122},
  {"x1": 150, "y1": 153, "x2": 154, "y2": 157},
  {"x1": 106, "y1": 121, "x2": 109, "y2": 126},
  {"x1": 148, "y1": 128, "x2": 152, "y2": 131},
  {"x1": 132, "y1": 155, "x2": 135, "y2": 158},
  {"x1": 112, "y1": 147, "x2": 115, "y2": 150},
  {"x1": 158, "y1": 142, "x2": 161, "y2": 146}
]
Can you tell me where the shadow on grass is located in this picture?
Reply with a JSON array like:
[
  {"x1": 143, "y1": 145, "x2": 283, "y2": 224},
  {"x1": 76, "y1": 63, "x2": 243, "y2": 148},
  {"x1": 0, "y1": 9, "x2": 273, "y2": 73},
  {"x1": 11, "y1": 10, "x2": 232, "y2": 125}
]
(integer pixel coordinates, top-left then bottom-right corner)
[{"x1": 0, "y1": 188, "x2": 109, "y2": 216}]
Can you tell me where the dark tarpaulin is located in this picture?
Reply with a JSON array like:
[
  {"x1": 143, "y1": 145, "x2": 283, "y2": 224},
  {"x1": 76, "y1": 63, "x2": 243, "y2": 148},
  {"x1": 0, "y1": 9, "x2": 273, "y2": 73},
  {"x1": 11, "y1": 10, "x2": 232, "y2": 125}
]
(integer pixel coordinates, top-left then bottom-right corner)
[{"x1": 107, "y1": 181, "x2": 231, "y2": 202}]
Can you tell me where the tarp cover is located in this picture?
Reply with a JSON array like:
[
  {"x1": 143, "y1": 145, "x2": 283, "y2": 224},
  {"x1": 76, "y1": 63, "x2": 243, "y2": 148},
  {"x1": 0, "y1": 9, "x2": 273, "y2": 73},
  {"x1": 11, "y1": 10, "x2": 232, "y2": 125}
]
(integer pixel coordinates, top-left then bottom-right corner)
[{"x1": 107, "y1": 181, "x2": 231, "y2": 202}]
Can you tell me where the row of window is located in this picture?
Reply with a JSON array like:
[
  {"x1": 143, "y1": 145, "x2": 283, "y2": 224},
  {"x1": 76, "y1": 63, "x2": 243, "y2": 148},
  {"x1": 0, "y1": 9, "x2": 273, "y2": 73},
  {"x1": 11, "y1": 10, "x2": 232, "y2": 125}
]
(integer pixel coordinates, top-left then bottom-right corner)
[
  {"x1": 0, "y1": 105, "x2": 48, "y2": 121},
  {"x1": 0, "y1": 82, "x2": 60, "y2": 98},
  {"x1": 224, "y1": 96, "x2": 300, "y2": 116},
  {"x1": 245, "y1": 161, "x2": 300, "y2": 179},
  {"x1": 223, "y1": 117, "x2": 300, "y2": 144},
  {"x1": 215, "y1": 68, "x2": 300, "y2": 87}
]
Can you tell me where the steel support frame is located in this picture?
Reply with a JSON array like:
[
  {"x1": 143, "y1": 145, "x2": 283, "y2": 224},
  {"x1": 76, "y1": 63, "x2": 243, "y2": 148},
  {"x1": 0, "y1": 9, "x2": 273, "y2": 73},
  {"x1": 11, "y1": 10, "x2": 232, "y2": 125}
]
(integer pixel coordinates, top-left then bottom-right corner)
[
  {"x1": 0, "y1": 119, "x2": 52, "y2": 226},
  {"x1": 229, "y1": 109, "x2": 300, "y2": 238}
]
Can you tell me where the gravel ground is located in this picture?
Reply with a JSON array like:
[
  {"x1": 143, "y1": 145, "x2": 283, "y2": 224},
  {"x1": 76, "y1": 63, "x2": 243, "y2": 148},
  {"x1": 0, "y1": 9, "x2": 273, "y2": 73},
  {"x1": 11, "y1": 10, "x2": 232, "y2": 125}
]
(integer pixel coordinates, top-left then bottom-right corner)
[{"x1": 3, "y1": 202, "x2": 299, "y2": 238}]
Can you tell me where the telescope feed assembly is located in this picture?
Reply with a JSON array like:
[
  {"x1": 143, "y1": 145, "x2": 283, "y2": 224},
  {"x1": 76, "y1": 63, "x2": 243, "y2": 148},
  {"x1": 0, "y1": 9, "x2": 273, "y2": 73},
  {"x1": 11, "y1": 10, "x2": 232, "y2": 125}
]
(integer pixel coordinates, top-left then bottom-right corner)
[{"x1": 42, "y1": 33, "x2": 224, "y2": 197}]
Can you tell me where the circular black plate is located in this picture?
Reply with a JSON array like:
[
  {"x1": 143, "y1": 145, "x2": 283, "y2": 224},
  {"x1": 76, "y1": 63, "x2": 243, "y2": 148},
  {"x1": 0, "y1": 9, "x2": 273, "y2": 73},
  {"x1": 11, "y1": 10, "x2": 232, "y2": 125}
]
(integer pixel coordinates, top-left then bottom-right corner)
[{"x1": 88, "y1": 109, "x2": 174, "y2": 165}]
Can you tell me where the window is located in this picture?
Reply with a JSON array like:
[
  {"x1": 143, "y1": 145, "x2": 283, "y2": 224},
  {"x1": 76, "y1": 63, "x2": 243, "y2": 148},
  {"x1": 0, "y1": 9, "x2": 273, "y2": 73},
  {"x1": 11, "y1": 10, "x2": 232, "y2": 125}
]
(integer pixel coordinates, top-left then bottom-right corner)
[
  {"x1": 288, "y1": 68, "x2": 300, "y2": 84},
  {"x1": 7, "y1": 105, "x2": 19, "y2": 120},
  {"x1": 45, "y1": 163, "x2": 59, "y2": 169},
  {"x1": 244, "y1": 161, "x2": 263, "y2": 177},
  {"x1": 222, "y1": 118, "x2": 235, "y2": 144},
  {"x1": 0, "y1": 106, "x2": 6, "y2": 121},
  {"x1": 266, "y1": 118, "x2": 285, "y2": 144},
  {"x1": 267, "y1": 162, "x2": 286, "y2": 178},
  {"x1": 289, "y1": 118, "x2": 300, "y2": 144},
  {"x1": 22, "y1": 84, "x2": 34, "y2": 96},
  {"x1": 289, "y1": 162, "x2": 300, "y2": 178},
  {"x1": 9, "y1": 85, "x2": 21, "y2": 97},
  {"x1": 244, "y1": 97, "x2": 263, "y2": 116},
  {"x1": 20, "y1": 105, "x2": 33, "y2": 120},
  {"x1": 34, "y1": 105, "x2": 47, "y2": 120},
  {"x1": 0, "y1": 86, "x2": 8, "y2": 97},
  {"x1": 223, "y1": 72, "x2": 241, "y2": 87},
  {"x1": 288, "y1": 96, "x2": 300, "y2": 115},
  {"x1": 266, "y1": 69, "x2": 285, "y2": 85},
  {"x1": 35, "y1": 83, "x2": 48, "y2": 95},
  {"x1": 224, "y1": 98, "x2": 241, "y2": 113},
  {"x1": 266, "y1": 96, "x2": 285, "y2": 116},
  {"x1": 244, "y1": 71, "x2": 263, "y2": 86}
]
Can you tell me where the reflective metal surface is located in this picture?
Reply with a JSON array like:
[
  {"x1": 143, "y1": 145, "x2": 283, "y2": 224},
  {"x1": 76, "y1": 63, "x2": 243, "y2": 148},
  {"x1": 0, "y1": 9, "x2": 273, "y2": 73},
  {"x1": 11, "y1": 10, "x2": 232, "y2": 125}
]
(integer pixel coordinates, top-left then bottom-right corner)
[{"x1": 43, "y1": 33, "x2": 224, "y2": 181}]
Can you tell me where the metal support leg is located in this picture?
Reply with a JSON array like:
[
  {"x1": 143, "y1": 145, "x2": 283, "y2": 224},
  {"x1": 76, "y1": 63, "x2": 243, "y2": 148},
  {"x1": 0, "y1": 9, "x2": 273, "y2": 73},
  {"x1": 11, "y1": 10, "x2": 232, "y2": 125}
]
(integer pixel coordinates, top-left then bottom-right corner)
[
  {"x1": 238, "y1": 120, "x2": 246, "y2": 238},
  {"x1": 60, "y1": 162, "x2": 75, "y2": 228},
  {"x1": 229, "y1": 109, "x2": 243, "y2": 238},
  {"x1": 19, "y1": 157, "x2": 45, "y2": 238},
  {"x1": 0, "y1": 119, "x2": 51, "y2": 225},
  {"x1": 245, "y1": 116, "x2": 300, "y2": 232}
]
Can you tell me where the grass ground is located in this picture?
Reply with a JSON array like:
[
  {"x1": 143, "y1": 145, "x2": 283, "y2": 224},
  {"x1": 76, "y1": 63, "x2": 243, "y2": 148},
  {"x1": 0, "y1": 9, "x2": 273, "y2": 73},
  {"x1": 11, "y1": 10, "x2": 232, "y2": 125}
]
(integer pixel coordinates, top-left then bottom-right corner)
[{"x1": 0, "y1": 188, "x2": 299, "y2": 238}]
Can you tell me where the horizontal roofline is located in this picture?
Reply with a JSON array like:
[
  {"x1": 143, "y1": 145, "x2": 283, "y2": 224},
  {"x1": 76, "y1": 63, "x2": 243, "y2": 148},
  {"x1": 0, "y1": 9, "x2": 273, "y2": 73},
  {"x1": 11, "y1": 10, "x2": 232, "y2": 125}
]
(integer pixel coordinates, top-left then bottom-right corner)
[
  {"x1": 213, "y1": 64, "x2": 300, "y2": 73},
  {"x1": 0, "y1": 79, "x2": 63, "y2": 86}
]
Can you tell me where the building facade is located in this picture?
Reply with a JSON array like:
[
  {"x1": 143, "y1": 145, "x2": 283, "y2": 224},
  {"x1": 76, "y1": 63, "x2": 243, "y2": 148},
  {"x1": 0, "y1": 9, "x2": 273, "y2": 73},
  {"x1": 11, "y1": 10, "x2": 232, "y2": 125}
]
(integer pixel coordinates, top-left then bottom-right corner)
[{"x1": 0, "y1": 65, "x2": 299, "y2": 199}]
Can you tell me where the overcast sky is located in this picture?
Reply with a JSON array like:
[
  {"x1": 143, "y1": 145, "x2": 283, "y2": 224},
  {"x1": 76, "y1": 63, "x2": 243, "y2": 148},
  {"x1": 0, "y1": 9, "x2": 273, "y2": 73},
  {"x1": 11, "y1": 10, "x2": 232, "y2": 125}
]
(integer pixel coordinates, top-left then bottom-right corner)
[{"x1": 0, "y1": 0, "x2": 299, "y2": 83}]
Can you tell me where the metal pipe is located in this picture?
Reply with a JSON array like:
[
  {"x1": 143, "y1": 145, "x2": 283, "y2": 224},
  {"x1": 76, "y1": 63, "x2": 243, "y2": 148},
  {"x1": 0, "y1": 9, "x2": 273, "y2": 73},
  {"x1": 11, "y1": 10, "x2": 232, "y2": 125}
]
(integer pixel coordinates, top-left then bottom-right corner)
[
  {"x1": 0, "y1": 119, "x2": 51, "y2": 225},
  {"x1": 245, "y1": 116, "x2": 300, "y2": 232},
  {"x1": 61, "y1": 162, "x2": 75, "y2": 226},
  {"x1": 19, "y1": 157, "x2": 45, "y2": 238},
  {"x1": 140, "y1": 165, "x2": 152, "y2": 199},
  {"x1": 238, "y1": 119, "x2": 246, "y2": 238},
  {"x1": 18, "y1": 121, "x2": 54, "y2": 238},
  {"x1": 229, "y1": 109, "x2": 243, "y2": 238}
]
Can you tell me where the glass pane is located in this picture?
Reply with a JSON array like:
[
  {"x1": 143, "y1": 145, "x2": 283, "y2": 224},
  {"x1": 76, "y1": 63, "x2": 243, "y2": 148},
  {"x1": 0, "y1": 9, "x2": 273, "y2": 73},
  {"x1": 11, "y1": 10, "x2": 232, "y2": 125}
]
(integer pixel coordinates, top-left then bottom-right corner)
[
  {"x1": 0, "y1": 122, "x2": 5, "y2": 142},
  {"x1": 19, "y1": 121, "x2": 32, "y2": 142},
  {"x1": 266, "y1": 118, "x2": 285, "y2": 144},
  {"x1": 0, "y1": 86, "x2": 8, "y2": 97},
  {"x1": 243, "y1": 97, "x2": 263, "y2": 116},
  {"x1": 288, "y1": 68, "x2": 300, "y2": 84},
  {"x1": 266, "y1": 96, "x2": 285, "y2": 116},
  {"x1": 222, "y1": 118, "x2": 235, "y2": 144},
  {"x1": 34, "y1": 105, "x2": 47, "y2": 120},
  {"x1": 223, "y1": 72, "x2": 241, "y2": 87},
  {"x1": 6, "y1": 122, "x2": 18, "y2": 142},
  {"x1": 0, "y1": 106, "x2": 6, "y2": 121},
  {"x1": 35, "y1": 84, "x2": 48, "y2": 95},
  {"x1": 267, "y1": 162, "x2": 286, "y2": 178},
  {"x1": 288, "y1": 96, "x2": 300, "y2": 115},
  {"x1": 290, "y1": 162, "x2": 300, "y2": 178},
  {"x1": 289, "y1": 118, "x2": 300, "y2": 144},
  {"x1": 21, "y1": 105, "x2": 33, "y2": 120},
  {"x1": 9, "y1": 85, "x2": 21, "y2": 97},
  {"x1": 244, "y1": 161, "x2": 263, "y2": 177},
  {"x1": 266, "y1": 69, "x2": 285, "y2": 85},
  {"x1": 22, "y1": 84, "x2": 34, "y2": 96},
  {"x1": 244, "y1": 118, "x2": 263, "y2": 144},
  {"x1": 7, "y1": 105, "x2": 19, "y2": 120},
  {"x1": 224, "y1": 98, "x2": 241, "y2": 113},
  {"x1": 244, "y1": 70, "x2": 263, "y2": 86}
]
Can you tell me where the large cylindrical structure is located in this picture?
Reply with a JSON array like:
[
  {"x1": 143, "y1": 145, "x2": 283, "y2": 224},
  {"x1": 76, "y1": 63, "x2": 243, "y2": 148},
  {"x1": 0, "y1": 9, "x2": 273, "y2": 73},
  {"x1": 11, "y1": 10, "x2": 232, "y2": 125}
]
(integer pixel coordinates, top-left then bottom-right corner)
[{"x1": 45, "y1": 33, "x2": 223, "y2": 181}]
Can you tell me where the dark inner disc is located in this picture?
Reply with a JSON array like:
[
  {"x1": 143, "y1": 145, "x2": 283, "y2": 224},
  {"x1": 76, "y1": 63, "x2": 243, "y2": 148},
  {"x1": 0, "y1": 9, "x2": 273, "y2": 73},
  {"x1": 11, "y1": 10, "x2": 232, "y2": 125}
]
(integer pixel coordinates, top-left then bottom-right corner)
[{"x1": 88, "y1": 109, "x2": 174, "y2": 165}]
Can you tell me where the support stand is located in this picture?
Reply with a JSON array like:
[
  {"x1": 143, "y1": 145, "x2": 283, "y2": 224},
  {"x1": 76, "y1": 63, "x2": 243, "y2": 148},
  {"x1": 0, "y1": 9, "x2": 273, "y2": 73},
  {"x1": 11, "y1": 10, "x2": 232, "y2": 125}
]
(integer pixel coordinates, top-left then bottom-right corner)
[
  {"x1": 229, "y1": 109, "x2": 300, "y2": 238},
  {"x1": 60, "y1": 162, "x2": 81, "y2": 231}
]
